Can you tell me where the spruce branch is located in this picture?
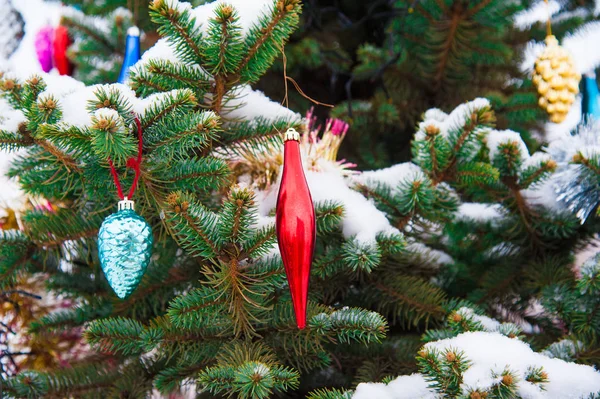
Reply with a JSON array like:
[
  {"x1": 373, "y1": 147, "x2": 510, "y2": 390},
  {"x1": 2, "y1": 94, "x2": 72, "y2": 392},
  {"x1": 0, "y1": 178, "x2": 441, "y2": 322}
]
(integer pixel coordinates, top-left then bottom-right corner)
[
  {"x1": 307, "y1": 388, "x2": 354, "y2": 399},
  {"x1": 238, "y1": 0, "x2": 302, "y2": 84},
  {"x1": 0, "y1": 130, "x2": 33, "y2": 151},
  {"x1": 164, "y1": 191, "x2": 222, "y2": 258},
  {"x1": 131, "y1": 59, "x2": 211, "y2": 98},
  {"x1": 166, "y1": 286, "x2": 225, "y2": 330},
  {"x1": 140, "y1": 89, "x2": 197, "y2": 131},
  {"x1": 368, "y1": 274, "x2": 446, "y2": 327},
  {"x1": 205, "y1": 4, "x2": 245, "y2": 76},
  {"x1": 149, "y1": 0, "x2": 206, "y2": 65}
]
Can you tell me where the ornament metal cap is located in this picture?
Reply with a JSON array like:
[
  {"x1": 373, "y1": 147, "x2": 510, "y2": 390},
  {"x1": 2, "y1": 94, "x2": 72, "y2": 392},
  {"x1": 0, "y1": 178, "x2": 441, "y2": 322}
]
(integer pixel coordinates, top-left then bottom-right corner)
[
  {"x1": 284, "y1": 127, "x2": 300, "y2": 141},
  {"x1": 118, "y1": 197, "x2": 135, "y2": 211}
]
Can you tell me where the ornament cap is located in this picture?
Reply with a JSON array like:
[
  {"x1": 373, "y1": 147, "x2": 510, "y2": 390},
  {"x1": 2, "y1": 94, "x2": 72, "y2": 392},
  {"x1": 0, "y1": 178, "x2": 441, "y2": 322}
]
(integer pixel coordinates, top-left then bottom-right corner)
[
  {"x1": 127, "y1": 26, "x2": 140, "y2": 37},
  {"x1": 118, "y1": 197, "x2": 135, "y2": 211},
  {"x1": 284, "y1": 128, "x2": 300, "y2": 142}
]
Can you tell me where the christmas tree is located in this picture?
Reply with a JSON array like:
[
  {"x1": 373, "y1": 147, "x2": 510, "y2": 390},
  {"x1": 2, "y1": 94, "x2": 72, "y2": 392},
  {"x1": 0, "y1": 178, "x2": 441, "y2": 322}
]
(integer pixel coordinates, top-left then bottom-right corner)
[
  {"x1": 2, "y1": 0, "x2": 600, "y2": 398},
  {"x1": 260, "y1": 0, "x2": 600, "y2": 168}
]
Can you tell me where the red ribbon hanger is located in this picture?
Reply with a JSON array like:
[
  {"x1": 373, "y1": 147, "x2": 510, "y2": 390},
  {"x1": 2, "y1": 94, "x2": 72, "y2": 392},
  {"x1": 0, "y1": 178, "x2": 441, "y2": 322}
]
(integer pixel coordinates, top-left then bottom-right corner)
[{"x1": 107, "y1": 116, "x2": 143, "y2": 200}]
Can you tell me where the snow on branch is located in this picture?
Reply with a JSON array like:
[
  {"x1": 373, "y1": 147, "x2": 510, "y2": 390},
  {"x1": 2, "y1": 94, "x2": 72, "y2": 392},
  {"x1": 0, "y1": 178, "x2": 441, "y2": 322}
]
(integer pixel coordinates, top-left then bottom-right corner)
[
  {"x1": 353, "y1": 331, "x2": 600, "y2": 398},
  {"x1": 455, "y1": 203, "x2": 506, "y2": 224},
  {"x1": 352, "y1": 162, "x2": 424, "y2": 194},
  {"x1": 222, "y1": 85, "x2": 300, "y2": 125},
  {"x1": 514, "y1": 0, "x2": 561, "y2": 29},
  {"x1": 416, "y1": 98, "x2": 491, "y2": 140},
  {"x1": 191, "y1": 0, "x2": 275, "y2": 35},
  {"x1": 486, "y1": 129, "x2": 530, "y2": 162}
]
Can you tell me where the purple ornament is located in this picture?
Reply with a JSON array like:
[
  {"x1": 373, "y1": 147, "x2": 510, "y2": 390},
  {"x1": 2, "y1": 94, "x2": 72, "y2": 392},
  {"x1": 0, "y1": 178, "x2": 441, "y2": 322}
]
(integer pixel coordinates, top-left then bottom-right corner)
[{"x1": 35, "y1": 26, "x2": 54, "y2": 73}]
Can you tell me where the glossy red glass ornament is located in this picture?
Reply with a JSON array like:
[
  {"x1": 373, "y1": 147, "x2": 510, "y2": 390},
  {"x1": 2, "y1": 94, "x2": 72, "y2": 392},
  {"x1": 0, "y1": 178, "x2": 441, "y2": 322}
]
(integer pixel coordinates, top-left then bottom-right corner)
[
  {"x1": 53, "y1": 26, "x2": 72, "y2": 76},
  {"x1": 276, "y1": 128, "x2": 316, "y2": 329}
]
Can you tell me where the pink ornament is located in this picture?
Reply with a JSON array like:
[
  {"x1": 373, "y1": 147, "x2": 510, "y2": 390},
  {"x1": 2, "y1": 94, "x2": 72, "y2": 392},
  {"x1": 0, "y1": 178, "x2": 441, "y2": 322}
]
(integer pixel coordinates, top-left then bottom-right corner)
[{"x1": 35, "y1": 26, "x2": 54, "y2": 72}]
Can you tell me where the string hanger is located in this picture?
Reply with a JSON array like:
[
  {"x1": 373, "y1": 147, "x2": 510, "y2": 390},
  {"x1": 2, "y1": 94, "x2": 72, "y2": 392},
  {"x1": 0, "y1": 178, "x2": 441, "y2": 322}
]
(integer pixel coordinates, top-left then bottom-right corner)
[
  {"x1": 108, "y1": 115, "x2": 143, "y2": 201},
  {"x1": 280, "y1": 43, "x2": 333, "y2": 109},
  {"x1": 545, "y1": 0, "x2": 552, "y2": 36}
]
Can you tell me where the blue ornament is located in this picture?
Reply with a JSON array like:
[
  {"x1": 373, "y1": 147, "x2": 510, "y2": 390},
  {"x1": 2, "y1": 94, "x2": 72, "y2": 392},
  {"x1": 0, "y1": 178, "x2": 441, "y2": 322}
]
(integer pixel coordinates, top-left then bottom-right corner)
[
  {"x1": 582, "y1": 73, "x2": 600, "y2": 121},
  {"x1": 98, "y1": 198, "x2": 152, "y2": 298},
  {"x1": 117, "y1": 26, "x2": 141, "y2": 84}
]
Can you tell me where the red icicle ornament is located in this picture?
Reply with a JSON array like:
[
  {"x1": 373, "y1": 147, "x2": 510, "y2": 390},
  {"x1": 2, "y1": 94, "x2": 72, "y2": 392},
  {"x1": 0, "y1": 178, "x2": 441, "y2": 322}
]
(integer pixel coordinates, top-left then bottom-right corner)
[
  {"x1": 276, "y1": 128, "x2": 316, "y2": 329},
  {"x1": 53, "y1": 25, "x2": 72, "y2": 76}
]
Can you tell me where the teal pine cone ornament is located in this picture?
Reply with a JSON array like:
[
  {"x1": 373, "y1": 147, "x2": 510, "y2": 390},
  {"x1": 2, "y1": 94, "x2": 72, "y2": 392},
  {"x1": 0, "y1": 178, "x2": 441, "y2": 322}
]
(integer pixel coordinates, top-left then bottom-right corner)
[{"x1": 98, "y1": 198, "x2": 152, "y2": 299}]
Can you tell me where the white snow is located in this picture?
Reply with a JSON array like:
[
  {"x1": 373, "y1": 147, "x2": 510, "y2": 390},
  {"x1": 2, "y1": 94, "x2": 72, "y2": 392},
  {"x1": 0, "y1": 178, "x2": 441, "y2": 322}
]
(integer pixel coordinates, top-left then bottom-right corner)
[
  {"x1": 407, "y1": 242, "x2": 453, "y2": 266},
  {"x1": 355, "y1": 331, "x2": 600, "y2": 398},
  {"x1": 0, "y1": 98, "x2": 25, "y2": 132},
  {"x1": 306, "y1": 171, "x2": 400, "y2": 244},
  {"x1": 252, "y1": 363, "x2": 270, "y2": 376},
  {"x1": 522, "y1": 152, "x2": 552, "y2": 170},
  {"x1": 61, "y1": 7, "x2": 105, "y2": 35},
  {"x1": 422, "y1": 108, "x2": 448, "y2": 123},
  {"x1": 486, "y1": 130, "x2": 530, "y2": 162},
  {"x1": 416, "y1": 98, "x2": 491, "y2": 140},
  {"x1": 562, "y1": 21, "x2": 600, "y2": 76},
  {"x1": 222, "y1": 85, "x2": 301, "y2": 124},
  {"x1": 456, "y1": 307, "x2": 501, "y2": 332},
  {"x1": 0, "y1": 149, "x2": 24, "y2": 211},
  {"x1": 522, "y1": 178, "x2": 563, "y2": 211},
  {"x1": 353, "y1": 374, "x2": 436, "y2": 399},
  {"x1": 134, "y1": 38, "x2": 181, "y2": 69},
  {"x1": 190, "y1": 0, "x2": 274, "y2": 35},
  {"x1": 93, "y1": 107, "x2": 120, "y2": 121},
  {"x1": 127, "y1": 26, "x2": 140, "y2": 37},
  {"x1": 445, "y1": 98, "x2": 491, "y2": 132},
  {"x1": 455, "y1": 203, "x2": 505, "y2": 223},
  {"x1": 426, "y1": 332, "x2": 600, "y2": 398},
  {"x1": 514, "y1": 0, "x2": 561, "y2": 29},
  {"x1": 352, "y1": 163, "x2": 424, "y2": 192},
  {"x1": 0, "y1": 98, "x2": 26, "y2": 212},
  {"x1": 7, "y1": 0, "x2": 62, "y2": 77}
]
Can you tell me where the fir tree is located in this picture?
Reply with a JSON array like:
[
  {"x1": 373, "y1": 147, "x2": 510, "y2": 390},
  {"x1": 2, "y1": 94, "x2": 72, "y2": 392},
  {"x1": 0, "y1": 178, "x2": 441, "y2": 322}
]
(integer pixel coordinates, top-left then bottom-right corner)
[
  {"x1": 0, "y1": 1, "x2": 391, "y2": 397},
  {"x1": 2, "y1": 0, "x2": 600, "y2": 398},
  {"x1": 261, "y1": 0, "x2": 600, "y2": 168}
]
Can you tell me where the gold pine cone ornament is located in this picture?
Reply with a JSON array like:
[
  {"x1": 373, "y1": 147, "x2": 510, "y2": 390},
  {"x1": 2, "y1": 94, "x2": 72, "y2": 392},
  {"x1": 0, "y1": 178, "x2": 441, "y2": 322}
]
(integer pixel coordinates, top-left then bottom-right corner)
[{"x1": 532, "y1": 35, "x2": 581, "y2": 123}]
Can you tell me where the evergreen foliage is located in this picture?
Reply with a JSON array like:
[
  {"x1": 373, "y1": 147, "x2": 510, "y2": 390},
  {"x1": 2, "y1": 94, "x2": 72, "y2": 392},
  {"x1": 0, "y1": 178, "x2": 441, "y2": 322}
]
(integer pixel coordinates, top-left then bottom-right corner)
[
  {"x1": 260, "y1": 0, "x2": 600, "y2": 168},
  {"x1": 2, "y1": 0, "x2": 600, "y2": 398}
]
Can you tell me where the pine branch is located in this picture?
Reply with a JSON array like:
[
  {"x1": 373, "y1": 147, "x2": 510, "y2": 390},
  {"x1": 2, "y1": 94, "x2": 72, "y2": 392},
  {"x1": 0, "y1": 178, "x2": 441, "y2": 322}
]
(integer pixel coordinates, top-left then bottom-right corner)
[
  {"x1": 85, "y1": 317, "x2": 146, "y2": 355},
  {"x1": 149, "y1": 0, "x2": 205, "y2": 65}
]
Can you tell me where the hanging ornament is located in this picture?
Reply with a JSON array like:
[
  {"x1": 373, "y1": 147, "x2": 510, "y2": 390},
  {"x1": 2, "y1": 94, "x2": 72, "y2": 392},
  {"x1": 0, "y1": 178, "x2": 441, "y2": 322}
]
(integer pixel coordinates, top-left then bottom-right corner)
[
  {"x1": 35, "y1": 25, "x2": 54, "y2": 73},
  {"x1": 53, "y1": 25, "x2": 72, "y2": 76},
  {"x1": 532, "y1": 35, "x2": 580, "y2": 124},
  {"x1": 276, "y1": 127, "x2": 316, "y2": 329},
  {"x1": 117, "y1": 26, "x2": 141, "y2": 84},
  {"x1": 98, "y1": 198, "x2": 152, "y2": 299},
  {"x1": 532, "y1": 3, "x2": 581, "y2": 124},
  {"x1": 98, "y1": 117, "x2": 152, "y2": 299},
  {"x1": 582, "y1": 72, "x2": 600, "y2": 121}
]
